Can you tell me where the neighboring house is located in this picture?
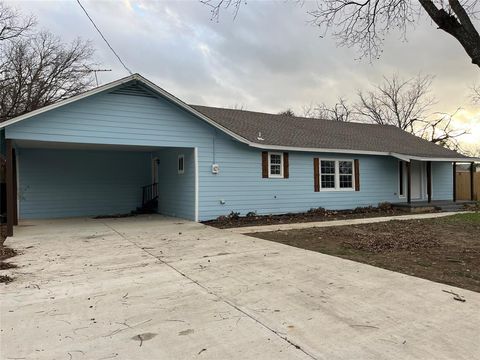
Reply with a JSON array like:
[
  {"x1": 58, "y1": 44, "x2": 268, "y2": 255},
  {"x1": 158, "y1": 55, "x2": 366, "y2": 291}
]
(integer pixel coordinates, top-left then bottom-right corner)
[{"x1": 0, "y1": 74, "x2": 477, "y2": 233}]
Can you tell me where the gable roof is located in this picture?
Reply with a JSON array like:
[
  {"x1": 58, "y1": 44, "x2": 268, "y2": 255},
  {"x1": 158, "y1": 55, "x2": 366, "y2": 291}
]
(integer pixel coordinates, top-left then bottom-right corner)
[
  {"x1": 1, "y1": 73, "x2": 477, "y2": 162},
  {"x1": 191, "y1": 106, "x2": 476, "y2": 161}
]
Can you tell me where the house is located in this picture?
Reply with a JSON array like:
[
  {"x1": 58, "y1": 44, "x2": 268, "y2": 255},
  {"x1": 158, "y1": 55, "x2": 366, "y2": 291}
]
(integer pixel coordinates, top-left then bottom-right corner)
[{"x1": 0, "y1": 74, "x2": 477, "y2": 235}]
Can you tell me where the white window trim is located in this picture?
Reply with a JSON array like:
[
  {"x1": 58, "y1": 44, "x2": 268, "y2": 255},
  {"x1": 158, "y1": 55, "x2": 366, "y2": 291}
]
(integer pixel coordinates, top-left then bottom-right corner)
[
  {"x1": 319, "y1": 159, "x2": 355, "y2": 191},
  {"x1": 268, "y1": 152, "x2": 284, "y2": 178},
  {"x1": 177, "y1": 154, "x2": 185, "y2": 174}
]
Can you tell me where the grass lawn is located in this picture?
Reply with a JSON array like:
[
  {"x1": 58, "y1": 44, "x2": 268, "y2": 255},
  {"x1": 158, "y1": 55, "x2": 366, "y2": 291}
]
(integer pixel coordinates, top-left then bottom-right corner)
[{"x1": 249, "y1": 212, "x2": 480, "y2": 292}]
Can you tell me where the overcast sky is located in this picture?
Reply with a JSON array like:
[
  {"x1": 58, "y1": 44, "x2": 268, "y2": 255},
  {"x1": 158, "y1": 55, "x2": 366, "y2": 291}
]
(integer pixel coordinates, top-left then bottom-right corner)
[{"x1": 9, "y1": 0, "x2": 480, "y2": 151}]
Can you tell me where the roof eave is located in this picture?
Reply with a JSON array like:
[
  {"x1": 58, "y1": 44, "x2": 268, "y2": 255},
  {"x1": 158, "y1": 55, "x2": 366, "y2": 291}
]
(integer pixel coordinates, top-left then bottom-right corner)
[
  {"x1": 247, "y1": 143, "x2": 477, "y2": 162},
  {"x1": 1, "y1": 74, "x2": 477, "y2": 163}
]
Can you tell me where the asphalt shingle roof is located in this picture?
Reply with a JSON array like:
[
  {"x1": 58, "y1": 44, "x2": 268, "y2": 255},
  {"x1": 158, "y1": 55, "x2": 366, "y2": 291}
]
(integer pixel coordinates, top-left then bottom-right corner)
[{"x1": 191, "y1": 105, "x2": 468, "y2": 159}]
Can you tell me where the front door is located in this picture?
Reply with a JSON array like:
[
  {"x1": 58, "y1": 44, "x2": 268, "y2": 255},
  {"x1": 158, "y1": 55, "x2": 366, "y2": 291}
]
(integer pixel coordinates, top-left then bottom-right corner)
[{"x1": 410, "y1": 161, "x2": 423, "y2": 200}]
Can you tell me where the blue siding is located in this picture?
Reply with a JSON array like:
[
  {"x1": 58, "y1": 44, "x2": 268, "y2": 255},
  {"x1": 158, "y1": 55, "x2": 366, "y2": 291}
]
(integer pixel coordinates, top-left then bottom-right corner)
[
  {"x1": 156, "y1": 148, "x2": 195, "y2": 220},
  {"x1": 17, "y1": 148, "x2": 151, "y2": 218},
  {"x1": 198, "y1": 133, "x2": 404, "y2": 219},
  {"x1": 432, "y1": 162, "x2": 454, "y2": 200},
  {"x1": 4, "y1": 82, "x2": 455, "y2": 221}
]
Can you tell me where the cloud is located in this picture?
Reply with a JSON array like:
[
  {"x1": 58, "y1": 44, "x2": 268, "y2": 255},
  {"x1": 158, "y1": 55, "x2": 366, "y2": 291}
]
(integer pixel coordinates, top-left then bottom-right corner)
[{"x1": 5, "y1": 0, "x2": 480, "y2": 146}]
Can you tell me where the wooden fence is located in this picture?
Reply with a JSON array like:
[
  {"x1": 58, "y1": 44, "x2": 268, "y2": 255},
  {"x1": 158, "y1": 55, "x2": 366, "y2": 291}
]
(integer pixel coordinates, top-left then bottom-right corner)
[{"x1": 456, "y1": 172, "x2": 480, "y2": 201}]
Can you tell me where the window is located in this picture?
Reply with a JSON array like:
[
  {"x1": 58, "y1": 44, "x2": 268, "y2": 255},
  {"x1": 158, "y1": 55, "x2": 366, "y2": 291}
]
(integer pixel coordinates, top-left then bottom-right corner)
[
  {"x1": 320, "y1": 160, "x2": 335, "y2": 188},
  {"x1": 178, "y1": 154, "x2": 184, "y2": 174},
  {"x1": 320, "y1": 160, "x2": 354, "y2": 190},
  {"x1": 339, "y1": 161, "x2": 353, "y2": 188},
  {"x1": 268, "y1": 152, "x2": 283, "y2": 178}
]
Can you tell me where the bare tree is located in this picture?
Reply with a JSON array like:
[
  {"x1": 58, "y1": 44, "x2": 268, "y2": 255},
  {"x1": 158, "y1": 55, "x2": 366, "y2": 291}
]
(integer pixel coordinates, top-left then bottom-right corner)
[
  {"x1": 353, "y1": 74, "x2": 468, "y2": 149},
  {"x1": 416, "y1": 110, "x2": 468, "y2": 150},
  {"x1": 0, "y1": 3, "x2": 34, "y2": 42},
  {"x1": 0, "y1": 4, "x2": 96, "y2": 122},
  {"x1": 202, "y1": 0, "x2": 480, "y2": 67},
  {"x1": 201, "y1": 0, "x2": 244, "y2": 20},
  {"x1": 472, "y1": 84, "x2": 480, "y2": 103},
  {"x1": 305, "y1": 97, "x2": 357, "y2": 121},
  {"x1": 278, "y1": 108, "x2": 296, "y2": 116},
  {"x1": 355, "y1": 74, "x2": 435, "y2": 133}
]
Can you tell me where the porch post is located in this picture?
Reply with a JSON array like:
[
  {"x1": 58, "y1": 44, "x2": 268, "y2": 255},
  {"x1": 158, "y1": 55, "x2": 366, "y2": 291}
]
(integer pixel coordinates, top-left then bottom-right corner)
[
  {"x1": 471, "y1": 162, "x2": 475, "y2": 201},
  {"x1": 427, "y1": 161, "x2": 432, "y2": 203},
  {"x1": 406, "y1": 161, "x2": 411, "y2": 204},
  {"x1": 13, "y1": 149, "x2": 18, "y2": 225},
  {"x1": 453, "y1": 162, "x2": 457, "y2": 202},
  {"x1": 6, "y1": 139, "x2": 14, "y2": 237}
]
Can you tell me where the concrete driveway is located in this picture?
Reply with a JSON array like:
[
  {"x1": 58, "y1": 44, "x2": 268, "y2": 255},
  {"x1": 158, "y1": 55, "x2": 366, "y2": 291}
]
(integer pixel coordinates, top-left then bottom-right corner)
[{"x1": 1, "y1": 216, "x2": 479, "y2": 360}]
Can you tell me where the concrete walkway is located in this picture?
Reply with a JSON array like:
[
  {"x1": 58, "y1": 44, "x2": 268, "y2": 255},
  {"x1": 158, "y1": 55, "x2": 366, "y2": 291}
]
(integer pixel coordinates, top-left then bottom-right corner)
[
  {"x1": 1, "y1": 215, "x2": 479, "y2": 359},
  {"x1": 228, "y1": 211, "x2": 472, "y2": 234}
]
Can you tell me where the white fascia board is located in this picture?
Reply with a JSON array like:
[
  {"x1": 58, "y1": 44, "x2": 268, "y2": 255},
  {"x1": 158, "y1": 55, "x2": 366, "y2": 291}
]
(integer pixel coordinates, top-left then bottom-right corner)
[
  {"x1": 0, "y1": 74, "x2": 139, "y2": 129},
  {"x1": 247, "y1": 142, "x2": 392, "y2": 157},
  {"x1": 0, "y1": 73, "x2": 252, "y2": 149},
  {"x1": 400, "y1": 154, "x2": 480, "y2": 162},
  {"x1": 2, "y1": 73, "x2": 477, "y2": 164},
  {"x1": 134, "y1": 75, "x2": 254, "y2": 146}
]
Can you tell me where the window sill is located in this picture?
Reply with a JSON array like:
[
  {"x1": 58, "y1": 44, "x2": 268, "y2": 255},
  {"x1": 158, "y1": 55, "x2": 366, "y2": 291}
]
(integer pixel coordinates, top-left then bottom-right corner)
[{"x1": 319, "y1": 188, "x2": 355, "y2": 192}]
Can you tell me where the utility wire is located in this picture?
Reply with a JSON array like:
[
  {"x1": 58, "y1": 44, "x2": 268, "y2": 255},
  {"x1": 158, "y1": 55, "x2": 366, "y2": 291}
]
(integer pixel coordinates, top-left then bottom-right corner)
[{"x1": 76, "y1": 0, "x2": 133, "y2": 75}]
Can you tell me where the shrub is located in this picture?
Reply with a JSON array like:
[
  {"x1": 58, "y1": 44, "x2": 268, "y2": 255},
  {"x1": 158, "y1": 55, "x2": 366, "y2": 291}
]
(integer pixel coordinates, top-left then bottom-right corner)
[
  {"x1": 307, "y1": 207, "x2": 326, "y2": 214},
  {"x1": 227, "y1": 211, "x2": 240, "y2": 220},
  {"x1": 246, "y1": 211, "x2": 257, "y2": 218},
  {"x1": 378, "y1": 202, "x2": 393, "y2": 211}
]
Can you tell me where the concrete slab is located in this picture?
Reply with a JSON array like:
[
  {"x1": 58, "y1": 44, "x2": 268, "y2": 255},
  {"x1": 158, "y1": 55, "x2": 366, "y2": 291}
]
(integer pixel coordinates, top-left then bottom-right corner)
[
  {"x1": 227, "y1": 211, "x2": 473, "y2": 234},
  {"x1": 1, "y1": 215, "x2": 479, "y2": 360}
]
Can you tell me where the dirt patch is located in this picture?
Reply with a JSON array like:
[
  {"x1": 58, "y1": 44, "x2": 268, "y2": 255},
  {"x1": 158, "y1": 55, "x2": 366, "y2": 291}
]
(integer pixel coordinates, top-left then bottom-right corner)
[
  {"x1": 0, "y1": 275, "x2": 13, "y2": 284},
  {"x1": 0, "y1": 262, "x2": 17, "y2": 270},
  {"x1": 1, "y1": 223, "x2": 6, "y2": 245},
  {"x1": 203, "y1": 204, "x2": 437, "y2": 229},
  {"x1": 0, "y1": 245, "x2": 17, "y2": 261},
  {"x1": 1, "y1": 239, "x2": 18, "y2": 284},
  {"x1": 249, "y1": 213, "x2": 480, "y2": 292}
]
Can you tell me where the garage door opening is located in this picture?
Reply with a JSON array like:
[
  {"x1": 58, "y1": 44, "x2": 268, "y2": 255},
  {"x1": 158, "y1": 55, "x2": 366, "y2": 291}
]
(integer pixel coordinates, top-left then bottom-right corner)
[{"x1": 12, "y1": 141, "x2": 198, "y2": 221}]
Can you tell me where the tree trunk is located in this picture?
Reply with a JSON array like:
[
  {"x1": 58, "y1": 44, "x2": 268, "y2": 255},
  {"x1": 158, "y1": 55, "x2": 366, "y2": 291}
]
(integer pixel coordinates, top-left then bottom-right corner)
[{"x1": 418, "y1": 0, "x2": 480, "y2": 67}]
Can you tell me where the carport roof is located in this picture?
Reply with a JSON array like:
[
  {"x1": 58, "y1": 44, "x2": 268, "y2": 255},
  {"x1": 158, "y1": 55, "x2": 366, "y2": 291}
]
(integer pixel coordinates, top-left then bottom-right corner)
[{"x1": 1, "y1": 73, "x2": 477, "y2": 162}]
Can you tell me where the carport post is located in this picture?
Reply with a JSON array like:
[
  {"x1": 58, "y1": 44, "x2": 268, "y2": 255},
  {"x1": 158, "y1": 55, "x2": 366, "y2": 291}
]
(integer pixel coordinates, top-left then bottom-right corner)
[
  {"x1": 6, "y1": 139, "x2": 14, "y2": 237},
  {"x1": 13, "y1": 148, "x2": 18, "y2": 225},
  {"x1": 406, "y1": 161, "x2": 411, "y2": 204},
  {"x1": 427, "y1": 161, "x2": 432, "y2": 203}
]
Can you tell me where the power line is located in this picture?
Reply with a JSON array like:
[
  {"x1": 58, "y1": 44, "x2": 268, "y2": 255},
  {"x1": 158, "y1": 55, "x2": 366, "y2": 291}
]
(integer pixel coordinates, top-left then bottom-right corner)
[{"x1": 76, "y1": 0, "x2": 133, "y2": 75}]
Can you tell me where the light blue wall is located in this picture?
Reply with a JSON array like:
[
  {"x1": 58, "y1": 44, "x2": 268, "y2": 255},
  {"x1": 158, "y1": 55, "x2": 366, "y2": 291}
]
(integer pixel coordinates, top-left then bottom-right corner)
[
  {"x1": 432, "y1": 162, "x2": 454, "y2": 200},
  {"x1": 198, "y1": 132, "x2": 405, "y2": 219},
  {"x1": 17, "y1": 148, "x2": 151, "y2": 218},
  {"x1": 5, "y1": 81, "x2": 454, "y2": 221},
  {"x1": 156, "y1": 148, "x2": 195, "y2": 220}
]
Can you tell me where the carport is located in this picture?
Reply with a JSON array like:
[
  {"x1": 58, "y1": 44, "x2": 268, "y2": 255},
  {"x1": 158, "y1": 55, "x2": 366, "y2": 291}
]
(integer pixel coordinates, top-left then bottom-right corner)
[{"x1": 3, "y1": 139, "x2": 197, "y2": 235}]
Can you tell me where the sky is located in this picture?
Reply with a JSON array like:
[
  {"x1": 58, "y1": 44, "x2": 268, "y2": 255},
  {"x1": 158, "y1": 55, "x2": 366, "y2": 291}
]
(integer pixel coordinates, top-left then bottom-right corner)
[{"x1": 7, "y1": 0, "x2": 480, "y2": 152}]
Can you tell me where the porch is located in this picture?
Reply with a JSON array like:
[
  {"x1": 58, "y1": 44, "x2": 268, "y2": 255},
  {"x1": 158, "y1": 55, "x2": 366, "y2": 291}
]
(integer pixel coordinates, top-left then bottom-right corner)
[
  {"x1": 392, "y1": 200, "x2": 475, "y2": 212},
  {"x1": 397, "y1": 159, "x2": 477, "y2": 205}
]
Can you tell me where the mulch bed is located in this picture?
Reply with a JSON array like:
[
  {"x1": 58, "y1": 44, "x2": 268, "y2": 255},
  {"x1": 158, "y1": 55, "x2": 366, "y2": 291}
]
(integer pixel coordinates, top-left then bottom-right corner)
[
  {"x1": 203, "y1": 205, "x2": 436, "y2": 229},
  {"x1": 249, "y1": 213, "x2": 480, "y2": 292}
]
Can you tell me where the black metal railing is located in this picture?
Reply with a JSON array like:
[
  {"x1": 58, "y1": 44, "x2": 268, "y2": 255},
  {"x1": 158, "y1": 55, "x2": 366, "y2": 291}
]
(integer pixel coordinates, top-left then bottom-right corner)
[{"x1": 142, "y1": 183, "x2": 158, "y2": 207}]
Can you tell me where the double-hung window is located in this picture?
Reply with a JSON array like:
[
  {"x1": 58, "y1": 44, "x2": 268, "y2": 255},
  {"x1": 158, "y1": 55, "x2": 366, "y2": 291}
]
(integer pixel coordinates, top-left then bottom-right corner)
[
  {"x1": 320, "y1": 159, "x2": 354, "y2": 190},
  {"x1": 268, "y1": 152, "x2": 284, "y2": 178},
  {"x1": 320, "y1": 160, "x2": 336, "y2": 189}
]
